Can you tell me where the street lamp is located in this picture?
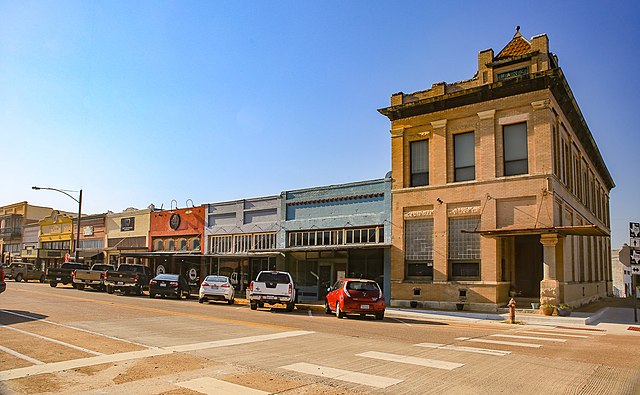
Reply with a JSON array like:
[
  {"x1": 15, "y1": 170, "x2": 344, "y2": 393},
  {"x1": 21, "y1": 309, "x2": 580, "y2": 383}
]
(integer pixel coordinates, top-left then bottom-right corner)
[{"x1": 32, "y1": 186, "x2": 83, "y2": 262}]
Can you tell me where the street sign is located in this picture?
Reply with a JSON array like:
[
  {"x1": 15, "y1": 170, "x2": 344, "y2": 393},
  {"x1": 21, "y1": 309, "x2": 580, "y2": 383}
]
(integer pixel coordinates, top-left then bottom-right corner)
[
  {"x1": 630, "y1": 222, "x2": 640, "y2": 247},
  {"x1": 632, "y1": 265, "x2": 640, "y2": 275}
]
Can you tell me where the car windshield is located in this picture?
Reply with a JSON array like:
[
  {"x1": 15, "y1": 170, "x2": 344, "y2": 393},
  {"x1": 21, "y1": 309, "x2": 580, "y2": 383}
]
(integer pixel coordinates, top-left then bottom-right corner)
[
  {"x1": 256, "y1": 272, "x2": 290, "y2": 284},
  {"x1": 118, "y1": 265, "x2": 144, "y2": 273},
  {"x1": 92, "y1": 265, "x2": 114, "y2": 271},
  {"x1": 205, "y1": 276, "x2": 228, "y2": 283},
  {"x1": 155, "y1": 274, "x2": 179, "y2": 281},
  {"x1": 62, "y1": 263, "x2": 87, "y2": 269},
  {"x1": 346, "y1": 281, "x2": 380, "y2": 292}
]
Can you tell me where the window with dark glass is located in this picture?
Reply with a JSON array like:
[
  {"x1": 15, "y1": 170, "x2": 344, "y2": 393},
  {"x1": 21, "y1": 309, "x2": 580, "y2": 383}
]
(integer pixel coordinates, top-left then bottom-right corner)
[
  {"x1": 448, "y1": 217, "x2": 481, "y2": 280},
  {"x1": 405, "y1": 220, "x2": 434, "y2": 278},
  {"x1": 503, "y1": 122, "x2": 528, "y2": 176},
  {"x1": 454, "y1": 132, "x2": 475, "y2": 181},
  {"x1": 410, "y1": 140, "x2": 429, "y2": 186}
]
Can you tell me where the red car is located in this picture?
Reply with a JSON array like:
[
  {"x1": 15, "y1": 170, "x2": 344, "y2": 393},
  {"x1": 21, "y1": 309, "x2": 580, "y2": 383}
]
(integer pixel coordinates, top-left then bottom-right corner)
[{"x1": 325, "y1": 278, "x2": 385, "y2": 320}]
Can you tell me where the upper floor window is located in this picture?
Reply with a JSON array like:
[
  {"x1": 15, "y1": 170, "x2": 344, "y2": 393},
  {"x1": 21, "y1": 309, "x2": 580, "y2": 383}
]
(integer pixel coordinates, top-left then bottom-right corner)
[
  {"x1": 454, "y1": 132, "x2": 475, "y2": 182},
  {"x1": 503, "y1": 122, "x2": 528, "y2": 176},
  {"x1": 410, "y1": 140, "x2": 429, "y2": 187}
]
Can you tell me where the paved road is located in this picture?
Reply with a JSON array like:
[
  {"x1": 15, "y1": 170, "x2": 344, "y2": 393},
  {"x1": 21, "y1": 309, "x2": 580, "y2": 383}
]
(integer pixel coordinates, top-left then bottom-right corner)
[{"x1": 0, "y1": 282, "x2": 638, "y2": 394}]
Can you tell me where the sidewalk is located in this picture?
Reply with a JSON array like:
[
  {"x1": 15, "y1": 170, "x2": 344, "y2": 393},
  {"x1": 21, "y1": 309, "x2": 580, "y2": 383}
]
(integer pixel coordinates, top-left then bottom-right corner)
[{"x1": 236, "y1": 297, "x2": 640, "y2": 333}]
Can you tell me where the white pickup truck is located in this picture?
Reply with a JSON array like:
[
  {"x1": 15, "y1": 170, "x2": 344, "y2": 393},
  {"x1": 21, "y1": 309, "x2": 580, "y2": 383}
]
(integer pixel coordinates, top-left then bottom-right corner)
[
  {"x1": 247, "y1": 271, "x2": 296, "y2": 312},
  {"x1": 72, "y1": 264, "x2": 115, "y2": 291}
]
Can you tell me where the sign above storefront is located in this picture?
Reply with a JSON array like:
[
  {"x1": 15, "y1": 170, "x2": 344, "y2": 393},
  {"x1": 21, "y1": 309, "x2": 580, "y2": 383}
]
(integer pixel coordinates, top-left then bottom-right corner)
[{"x1": 121, "y1": 217, "x2": 135, "y2": 231}]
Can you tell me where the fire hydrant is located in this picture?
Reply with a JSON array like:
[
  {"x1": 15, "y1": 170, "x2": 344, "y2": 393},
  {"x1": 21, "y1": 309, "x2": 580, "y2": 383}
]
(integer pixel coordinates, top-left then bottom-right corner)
[{"x1": 508, "y1": 298, "x2": 517, "y2": 324}]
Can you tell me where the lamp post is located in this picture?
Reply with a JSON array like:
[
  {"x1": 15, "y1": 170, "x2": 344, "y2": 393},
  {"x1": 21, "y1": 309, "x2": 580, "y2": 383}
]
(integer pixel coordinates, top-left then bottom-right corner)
[{"x1": 32, "y1": 186, "x2": 83, "y2": 262}]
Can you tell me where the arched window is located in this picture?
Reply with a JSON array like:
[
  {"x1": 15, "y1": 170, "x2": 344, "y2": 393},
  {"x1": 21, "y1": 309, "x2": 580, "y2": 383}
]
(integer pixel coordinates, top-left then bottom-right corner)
[
  {"x1": 154, "y1": 239, "x2": 164, "y2": 251},
  {"x1": 167, "y1": 239, "x2": 175, "y2": 251},
  {"x1": 179, "y1": 238, "x2": 188, "y2": 251},
  {"x1": 192, "y1": 237, "x2": 201, "y2": 251}
]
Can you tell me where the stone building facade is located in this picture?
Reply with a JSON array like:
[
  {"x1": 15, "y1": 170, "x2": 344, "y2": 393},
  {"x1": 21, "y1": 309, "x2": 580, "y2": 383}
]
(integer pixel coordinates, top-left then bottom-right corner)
[{"x1": 378, "y1": 30, "x2": 614, "y2": 310}]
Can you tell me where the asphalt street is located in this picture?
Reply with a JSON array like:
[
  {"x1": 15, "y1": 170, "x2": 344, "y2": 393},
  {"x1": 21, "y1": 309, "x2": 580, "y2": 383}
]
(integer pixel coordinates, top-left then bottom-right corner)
[{"x1": 0, "y1": 281, "x2": 638, "y2": 394}]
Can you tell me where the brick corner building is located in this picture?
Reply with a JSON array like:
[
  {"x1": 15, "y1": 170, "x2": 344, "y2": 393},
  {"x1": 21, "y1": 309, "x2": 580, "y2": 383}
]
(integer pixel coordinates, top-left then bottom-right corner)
[{"x1": 378, "y1": 29, "x2": 614, "y2": 311}]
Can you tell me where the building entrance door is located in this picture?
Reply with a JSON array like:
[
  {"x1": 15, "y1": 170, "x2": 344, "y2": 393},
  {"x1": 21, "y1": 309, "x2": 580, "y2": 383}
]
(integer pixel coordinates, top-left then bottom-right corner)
[
  {"x1": 514, "y1": 235, "x2": 543, "y2": 297},
  {"x1": 318, "y1": 264, "x2": 333, "y2": 300}
]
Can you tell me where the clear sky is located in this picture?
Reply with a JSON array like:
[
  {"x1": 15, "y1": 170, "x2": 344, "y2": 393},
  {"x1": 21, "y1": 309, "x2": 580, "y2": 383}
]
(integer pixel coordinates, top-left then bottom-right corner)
[{"x1": 1, "y1": 1, "x2": 638, "y2": 248}]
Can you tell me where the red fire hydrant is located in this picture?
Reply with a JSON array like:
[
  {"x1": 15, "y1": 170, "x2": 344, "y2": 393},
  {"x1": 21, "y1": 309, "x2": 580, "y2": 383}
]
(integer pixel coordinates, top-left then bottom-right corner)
[{"x1": 508, "y1": 298, "x2": 517, "y2": 324}]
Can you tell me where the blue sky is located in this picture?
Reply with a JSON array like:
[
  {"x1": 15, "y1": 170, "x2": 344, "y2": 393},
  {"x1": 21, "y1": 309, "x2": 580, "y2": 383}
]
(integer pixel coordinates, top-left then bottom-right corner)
[{"x1": 1, "y1": 1, "x2": 638, "y2": 248}]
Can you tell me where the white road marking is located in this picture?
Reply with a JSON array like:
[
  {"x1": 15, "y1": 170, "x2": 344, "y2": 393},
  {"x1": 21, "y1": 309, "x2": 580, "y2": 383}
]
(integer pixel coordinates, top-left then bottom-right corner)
[
  {"x1": 455, "y1": 337, "x2": 542, "y2": 348},
  {"x1": 415, "y1": 342, "x2": 510, "y2": 356},
  {"x1": 489, "y1": 334, "x2": 566, "y2": 343},
  {"x1": 0, "y1": 345, "x2": 44, "y2": 365},
  {"x1": 0, "y1": 324, "x2": 103, "y2": 356},
  {"x1": 519, "y1": 331, "x2": 588, "y2": 339},
  {"x1": 0, "y1": 309, "x2": 151, "y2": 348},
  {"x1": 281, "y1": 362, "x2": 402, "y2": 388},
  {"x1": 392, "y1": 318, "x2": 412, "y2": 326},
  {"x1": 176, "y1": 377, "x2": 269, "y2": 395},
  {"x1": 357, "y1": 351, "x2": 464, "y2": 370},
  {"x1": 0, "y1": 348, "x2": 172, "y2": 381},
  {"x1": 548, "y1": 328, "x2": 606, "y2": 336},
  {"x1": 165, "y1": 330, "x2": 314, "y2": 352}
]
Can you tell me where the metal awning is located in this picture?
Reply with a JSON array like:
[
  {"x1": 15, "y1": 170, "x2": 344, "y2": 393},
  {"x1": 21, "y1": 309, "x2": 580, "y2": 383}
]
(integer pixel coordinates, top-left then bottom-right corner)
[
  {"x1": 276, "y1": 243, "x2": 392, "y2": 253},
  {"x1": 77, "y1": 251, "x2": 104, "y2": 259},
  {"x1": 462, "y1": 225, "x2": 608, "y2": 238}
]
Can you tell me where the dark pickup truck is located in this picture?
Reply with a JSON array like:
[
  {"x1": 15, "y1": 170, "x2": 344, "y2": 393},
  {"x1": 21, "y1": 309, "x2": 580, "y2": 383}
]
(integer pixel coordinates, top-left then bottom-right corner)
[
  {"x1": 104, "y1": 264, "x2": 152, "y2": 295},
  {"x1": 47, "y1": 262, "x2": 90, "y2": 288}
]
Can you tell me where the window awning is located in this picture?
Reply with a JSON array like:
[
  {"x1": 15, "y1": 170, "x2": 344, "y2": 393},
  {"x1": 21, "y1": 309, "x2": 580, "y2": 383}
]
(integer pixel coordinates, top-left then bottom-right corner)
[{"x1": 462, "y1": 225, "x2": 608, "y2": 237}]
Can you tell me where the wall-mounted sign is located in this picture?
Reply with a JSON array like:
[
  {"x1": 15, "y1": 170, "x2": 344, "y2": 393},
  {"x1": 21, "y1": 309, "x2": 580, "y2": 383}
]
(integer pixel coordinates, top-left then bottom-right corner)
[
  {"x1": 83, "y1": 226, "x2": 94, "y2": 236},
  {"x1": 404, "y1": 209, "x2": 434, "y2": 219},
  {"x1": 170, "y1": 214, "x2": 181, "y2": 230},
  {"x1": 630, "y1": 222, "x2": 640, "y2": 248},
  {"x1": 121, "y1": 217, "x2": 135, "y2": 232},
  {"x1": 497, "y1": 67, "x2": 528, "y2": 81}
]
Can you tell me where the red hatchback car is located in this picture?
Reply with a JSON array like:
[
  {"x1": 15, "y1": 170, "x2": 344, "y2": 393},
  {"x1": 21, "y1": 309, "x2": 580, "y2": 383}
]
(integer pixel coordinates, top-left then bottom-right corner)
[{"x1": 325, "y1": 278, "x2": 385, "y2": 320}]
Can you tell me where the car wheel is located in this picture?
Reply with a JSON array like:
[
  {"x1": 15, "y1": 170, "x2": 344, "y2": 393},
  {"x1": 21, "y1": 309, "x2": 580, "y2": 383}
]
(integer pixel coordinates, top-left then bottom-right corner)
[
  {"x1": 336, "y1": 302, "x2": 344, "y2": 319},
  {"x1": 106, "y1": 286, "x2": 114, "y2": 294},
  {"x1": 375, "y1": 311, "x2": 385, "y2": 320},
  {"x1": 250, "y1": 302, "x2": 258, "y2": 310},
  {"x1": 72, "y1": 283, "x2": 79, "y2": 289},
  {"x1": 77, "y1": 284, "x2": 85, "y2": 291},
  {"x1": 15, "y1": 274, "x2": 23, "y2": 282},
  {"x1": 149, "y1": 293, "x2": 155, "y2": 298},
  {"x1": 325, "y1": 299, "x2": 332, "y2": 314},
  {"x1": 228, "y1": 297, "x2": 234, "y2": 305},
  {"x1": 286, "y1": 302, "x2": 295, "y2": 312},
  {"x1": 50, "y1": 281, "x2": 57, "y2": 288},
  {"x1": 198, "y1": 297, "x2": 204, "y2": 304},
  {"x1": 258, "y1": 302, "x2": 264, "y2": 308},
  {"x1": 176, "y1": 292, "x2": 182, "y2": 300},
  {"x1": 39, "y1": 275, "x2": 45, "y2": 283}
]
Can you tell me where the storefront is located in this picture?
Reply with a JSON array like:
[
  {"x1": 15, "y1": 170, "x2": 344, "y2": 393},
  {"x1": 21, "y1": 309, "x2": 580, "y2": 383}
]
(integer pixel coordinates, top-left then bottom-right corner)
[
  {"x1": 122, "y1": 205, "x2": 205, "y2": 290},
  {"x1": 74, "y1": 213, "x2": 107, "y2": 265},
  {"x1": 38, "y1": 211, "x2": 74, "y2": 268},
  {"x1": 281, "y1": 176, "x2": 392, "y2": 302},
  {"x1": 204, "y1": 196, "x2": 281, "y2": 293},
  {"x1": 105, "y1": 206, "x2": 153, "y2": 266}
]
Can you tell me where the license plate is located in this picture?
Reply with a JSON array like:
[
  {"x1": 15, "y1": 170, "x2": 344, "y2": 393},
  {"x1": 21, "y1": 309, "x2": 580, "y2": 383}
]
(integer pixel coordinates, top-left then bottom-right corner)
[
  {"x1": 160, "y1": 283, "x2": 166, "y2": 287},
  {"x1": 56, "y1": 277, "x2": 61, "y2": 281},
  {"x1": 212, "y1": 285, "x2": 218, "y2": 289},
  {"x1": 361, "y1": 304, "x2": 370, "y2": 310},
  {"x1": 117, "y1": 281, "x2": 124, "y2": 285},
  {"x1": 85, "y1": 280, "x2": 90, "y2": 283},
  {"x1": 267, "y1": 296, "x2": 275, "y2": 300}
]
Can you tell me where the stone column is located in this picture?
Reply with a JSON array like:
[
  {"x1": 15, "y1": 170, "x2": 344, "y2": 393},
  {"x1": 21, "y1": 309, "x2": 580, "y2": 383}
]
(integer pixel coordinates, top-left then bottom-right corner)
[{"x1": 540, "y1": 233, "x2": 560, "y2": 305}]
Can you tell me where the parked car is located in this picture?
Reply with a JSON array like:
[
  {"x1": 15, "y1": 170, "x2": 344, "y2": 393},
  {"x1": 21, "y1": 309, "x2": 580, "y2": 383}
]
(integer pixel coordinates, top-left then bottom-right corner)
[
  {"x1": 149, "y1": 274, "x2": 191, "y2": 299},
  {"x1": 47, "y1": 262, "x2": 90, "y2": 287},
  {"x1": 6, "y1": 262, "x2": 46, "y2": 283},
  {"x1": 0, "y1": 265, "x2": 6, "y2": 294},
  {"x1": 199, "y1": 275, "x2": 235, "y2": 304},
  {"x1": 325, "y1": 278, "x2": 385, "y2": 320},
  {"x1": 72, "y1": 264, "x2": 115, "y2": 291},
  {"x1": 247, "y1": 271, "x2": 296, "y2": 312},
  {"x1": 104, "y1": 264, "x2": 152, "y2": 295}
]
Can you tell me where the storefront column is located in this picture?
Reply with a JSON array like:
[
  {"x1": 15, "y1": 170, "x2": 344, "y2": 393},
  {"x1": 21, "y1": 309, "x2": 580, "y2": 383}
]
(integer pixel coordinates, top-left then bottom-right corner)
[{"x1": 540, "y1": 233, "x2": 560, "y2": 305}]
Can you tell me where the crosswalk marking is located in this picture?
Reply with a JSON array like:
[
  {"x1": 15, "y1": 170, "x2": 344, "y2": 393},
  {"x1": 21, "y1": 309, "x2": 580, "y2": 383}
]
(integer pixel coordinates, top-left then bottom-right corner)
[
  {"x1": 165, "y1": 330, "x2": 314, "y2": 352},
  {"x1": 0, "y1": 324, "x2": 103, "y2": 356},
  {"x1": 519, "y1": 331, "x2": 588, "y2": 339},
  {"x1": 489, "y1": 334, "x2": 566, "y2": 343},
  {"x1": 549, "y1": 328, "x2": 606, "y2": 336},
  {"x1": 357, "y1": 351, "x2": 464, "y2": 370},
  {"x1": 281, "y1": 362, "x2": 402, "y2": 388},
  {"x1": 455, "y1": 337, "x2": 542, "y2": 348},
  {"x1": 415, "y1": 342, "x2": 510, "y2": 356},
  {"x1": 0, "y1": 345, "x2": 44, "y2": 365},
  {"x1": 176, "y1": 377, "x2": 269, "y2": 395}
]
